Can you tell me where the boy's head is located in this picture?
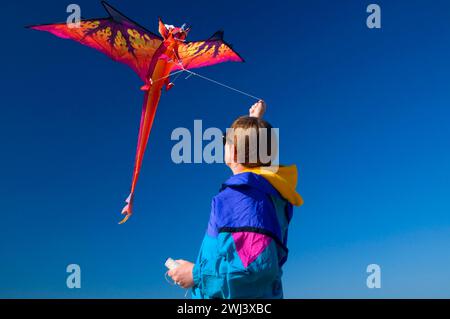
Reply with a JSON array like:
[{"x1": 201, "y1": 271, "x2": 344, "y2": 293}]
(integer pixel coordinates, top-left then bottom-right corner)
[{"x1": 225, "y1": 116, "x2": 278, "y2": 169}]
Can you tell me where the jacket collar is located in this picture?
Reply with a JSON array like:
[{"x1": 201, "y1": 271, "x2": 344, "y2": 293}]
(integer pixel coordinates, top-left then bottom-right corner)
[{"x1": 221, "y1": 172, "x2": 280, "y2": 197}]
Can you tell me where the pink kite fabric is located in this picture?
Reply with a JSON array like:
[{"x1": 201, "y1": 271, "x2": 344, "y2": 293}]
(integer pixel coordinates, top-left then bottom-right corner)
[{"x1": 232, "y1": 232, "x2": 272, "y2": 268}]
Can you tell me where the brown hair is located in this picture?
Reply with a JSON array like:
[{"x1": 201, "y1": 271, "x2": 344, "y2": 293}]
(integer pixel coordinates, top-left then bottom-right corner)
[{"x1": 227, "y1": 116, "x2": 277, "y2": 168}]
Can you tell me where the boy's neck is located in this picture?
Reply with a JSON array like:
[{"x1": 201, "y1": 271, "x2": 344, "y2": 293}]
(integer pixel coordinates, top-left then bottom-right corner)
[{"x1": 230, "y1": 164, "x2": 246, "y2": 175}]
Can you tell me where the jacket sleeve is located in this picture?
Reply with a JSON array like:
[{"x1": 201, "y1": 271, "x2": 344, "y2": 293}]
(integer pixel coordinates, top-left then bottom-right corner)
[{"x1": 192, "y1": 231, "x2": 281, "y2": 299}]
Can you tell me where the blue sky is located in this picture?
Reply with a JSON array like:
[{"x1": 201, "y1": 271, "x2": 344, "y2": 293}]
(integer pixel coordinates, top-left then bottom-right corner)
[{"x1": 1, "y1": 0, "x2": 450, "y2": 298}]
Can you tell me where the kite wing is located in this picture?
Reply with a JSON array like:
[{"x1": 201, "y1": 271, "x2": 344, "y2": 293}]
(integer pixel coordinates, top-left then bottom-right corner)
[
  {"x1": 174, "y1": 31, "x2": 244, "y2": 71},
  {"x1": 27, "y1": 2, "x2": 163, "y2": 81}
]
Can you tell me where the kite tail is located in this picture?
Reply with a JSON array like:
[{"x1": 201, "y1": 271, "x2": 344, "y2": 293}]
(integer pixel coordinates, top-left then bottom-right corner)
[{"x1": 119, "y1": 88, "x2": 162, "y2": 224}]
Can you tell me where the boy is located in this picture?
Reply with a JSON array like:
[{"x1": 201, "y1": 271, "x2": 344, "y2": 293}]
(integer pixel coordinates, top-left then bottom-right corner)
[{"x1": 168, "y1": 101, "x2": 303, "y2": 298}]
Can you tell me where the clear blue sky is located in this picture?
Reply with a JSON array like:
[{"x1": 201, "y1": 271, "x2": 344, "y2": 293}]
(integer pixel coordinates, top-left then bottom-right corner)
[{"x1": 1, "y1": 0, "x2": 450, "y2": 298}]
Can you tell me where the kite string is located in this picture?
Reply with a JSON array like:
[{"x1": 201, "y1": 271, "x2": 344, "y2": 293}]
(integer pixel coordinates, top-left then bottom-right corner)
[
  {"x1": 152, "y1": 54, "x2": 262, "y2": 101},
  {"x1": 164, "y1": 271, "x2": 190, "y2": 298},
  {"x1": 181, "y1": 68, "x2": 262, "y2": 101},
  {"x1": 152, "y1": 69, "x2": 185, "y2": 84}
]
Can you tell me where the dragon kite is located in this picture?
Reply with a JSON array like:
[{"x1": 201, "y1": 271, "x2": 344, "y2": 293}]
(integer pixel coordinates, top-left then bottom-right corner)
[{"x1": 28, "y1": 1, "x2": 244, "y2": 223}]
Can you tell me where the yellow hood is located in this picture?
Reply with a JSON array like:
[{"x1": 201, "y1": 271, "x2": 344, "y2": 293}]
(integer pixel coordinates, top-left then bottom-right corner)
[{"x1": 243, "y1": 165, "x2": 304, "y2": 206}]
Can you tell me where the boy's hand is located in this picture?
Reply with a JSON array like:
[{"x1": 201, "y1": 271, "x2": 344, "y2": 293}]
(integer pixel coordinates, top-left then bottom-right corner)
[
  {"x1": 249, "y1": 100, "x2": 266, "y2": 119},
  {"x1": 167, "y1": 259, "x2": 195, "y2": 289}
]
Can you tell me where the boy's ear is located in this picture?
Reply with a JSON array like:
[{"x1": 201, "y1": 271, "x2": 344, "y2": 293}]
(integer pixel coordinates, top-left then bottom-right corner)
[{"x1": 158, "y1": 18, "x2": 169, "y2": 38}]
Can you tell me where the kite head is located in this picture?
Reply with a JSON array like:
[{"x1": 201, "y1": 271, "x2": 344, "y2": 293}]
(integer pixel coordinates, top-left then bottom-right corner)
[{"x1": 158, "y1": 18, "x2": 190, "y2": 41}]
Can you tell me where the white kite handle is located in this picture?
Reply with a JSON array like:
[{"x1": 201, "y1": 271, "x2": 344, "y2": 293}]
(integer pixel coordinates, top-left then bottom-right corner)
[{"x1": 165, "y1": 257, "x2": 180, "y2": 270}]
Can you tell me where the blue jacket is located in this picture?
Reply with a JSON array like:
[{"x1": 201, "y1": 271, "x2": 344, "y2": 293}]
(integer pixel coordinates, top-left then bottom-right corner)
[{"x1": 191, "y1": 166, "x2": 303, "y2": 299}]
